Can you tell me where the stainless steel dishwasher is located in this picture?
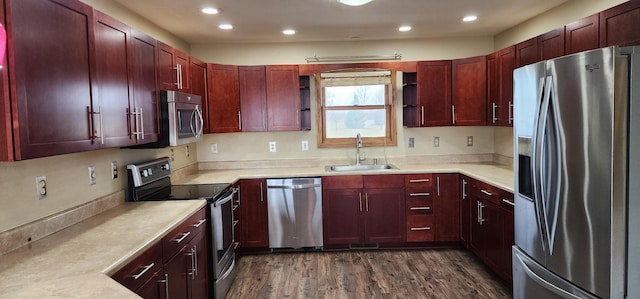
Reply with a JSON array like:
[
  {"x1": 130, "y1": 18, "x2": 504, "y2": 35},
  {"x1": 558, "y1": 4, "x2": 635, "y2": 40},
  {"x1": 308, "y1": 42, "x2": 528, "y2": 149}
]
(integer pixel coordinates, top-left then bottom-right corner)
[{"x1": 266, "y1": 177, "x2": 323, "y2": 249}]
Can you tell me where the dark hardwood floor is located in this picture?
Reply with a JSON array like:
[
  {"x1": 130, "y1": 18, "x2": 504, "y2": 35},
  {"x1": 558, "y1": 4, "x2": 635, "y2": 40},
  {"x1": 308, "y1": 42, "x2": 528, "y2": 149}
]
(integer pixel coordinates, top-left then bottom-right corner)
[{"x1": 226, "y1": 249, "x2": 512, "y2": 298}]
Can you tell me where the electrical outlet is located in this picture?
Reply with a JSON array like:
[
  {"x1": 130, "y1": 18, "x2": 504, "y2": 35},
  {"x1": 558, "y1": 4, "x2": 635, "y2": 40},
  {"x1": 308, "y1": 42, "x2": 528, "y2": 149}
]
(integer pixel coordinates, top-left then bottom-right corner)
[
  {"x1": 269, "y1": 141, "x2": 277, "y2": 152},
  {"x1": 301, "y1": 140, "x2": 309, "y2": 151},
  {"x1": 88, "y1": 166, "x2": 96, "y2": 185},
  {"x1": 211, "y1": 143, "x2": 218, "y2": 153},
  {"x1": 433, "y1": 137, "x2": 440, "y2": 147},
  {"x1": 111, "y1": 161, "x2": 118, "y2": 180},
  {"x1": 36, "y1": 176, "x2": 47, "y2": 199},
  {"x1": 408, "y1": 137, "x2": 415, "y2": 148},
  {"x1": 170, "y1": 149, "x2": 175, "y2": 162},
  {"x1": 467, "y1": 136, "x2": 474, "y2": 147},
  {"x1": 185, "y1": 145, "x2": 190, "y2": 157}
]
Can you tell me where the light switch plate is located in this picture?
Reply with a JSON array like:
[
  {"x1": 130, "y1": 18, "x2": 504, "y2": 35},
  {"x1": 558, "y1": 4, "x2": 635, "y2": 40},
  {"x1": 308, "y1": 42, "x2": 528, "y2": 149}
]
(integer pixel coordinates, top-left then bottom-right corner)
[
  {"x1": 36, "y1": 176, "x2": 47, "y2": 199},
  {"x1": 301, "y1": 140, "x2": 309, "y2": 151},
  {"x1": 211, "y1": 143, "x2": 218, "y2": 153},
  {"x1": 88, "y1": 166, "x2": 96, "y2": 185},
  {"x1": 433, "y1": 137, "x2": 440, "y2": 147},
  {"x1": 111, "y1": 161, "x2": 118, "y2": 180},
  {"x1": 408, "y1": 137, "x2": 414, "y2": 148}
]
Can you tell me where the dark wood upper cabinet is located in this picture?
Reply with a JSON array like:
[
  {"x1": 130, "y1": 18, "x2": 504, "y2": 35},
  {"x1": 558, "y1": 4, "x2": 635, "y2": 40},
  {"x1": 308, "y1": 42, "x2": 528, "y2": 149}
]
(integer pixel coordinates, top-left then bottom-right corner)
[
  {"x1": 539, "y1": 28, "x2": 565, "y2": 60},
  {"x1": 174, "y1": 49, "x2": 190, "y2": 92},
  {"x1": 600, "y1": 0, "x2": 640, "y2": 47},
  {"x1": 418, "y1": 60, "x2": 452, "y2": 127},
  {"x1": 515, "y1": 37, "x2": 539, "y2": 68},
  {"x1": 157, "y1": 42, "x2": 190, "y2": 92},
  {"x1": 452, "y1": 56, "x2": 487, "y2": 126},
  {"x1": 8, "y1": 0, "x2": 98, "y2": 160},
  {"x1": 207, "y1": 64, "x2": 240, "y2": 133},
  {"x1": 239, "y1": 66, "x2": 267, "y2": 132},
  {"x1": 189, "y1": 57, "x2": 209, "y2": 133},
  {"x1": 487, "y1": 47, "x2": 515, "y2": 127},
  {"x1": 131, "y1": 30, "x2": 160, "y2": 144},
  {"x1": 565, "y1": 14, "x2": 600, "y2": 55},
  {"x1": 266, "y1": 65, "x2": 301, "y2": 131}
]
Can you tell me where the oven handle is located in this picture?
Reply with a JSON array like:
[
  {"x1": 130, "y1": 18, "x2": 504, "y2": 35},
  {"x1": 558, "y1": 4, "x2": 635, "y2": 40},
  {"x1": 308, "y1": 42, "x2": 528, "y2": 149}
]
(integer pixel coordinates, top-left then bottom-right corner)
[{"x1": 214, "y1": 188, "x2": 237, "y2": 207}]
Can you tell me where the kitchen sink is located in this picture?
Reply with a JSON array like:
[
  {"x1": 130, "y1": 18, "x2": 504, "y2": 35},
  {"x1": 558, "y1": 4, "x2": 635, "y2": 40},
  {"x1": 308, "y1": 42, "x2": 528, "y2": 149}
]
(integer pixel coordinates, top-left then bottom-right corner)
[{"x1": 325, "y1": 164, "x2": 398, "y2": 172}]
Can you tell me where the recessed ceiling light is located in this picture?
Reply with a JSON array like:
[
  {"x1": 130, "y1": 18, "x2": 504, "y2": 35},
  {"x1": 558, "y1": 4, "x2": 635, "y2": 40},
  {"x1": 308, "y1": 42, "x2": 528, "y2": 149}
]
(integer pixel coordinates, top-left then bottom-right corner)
[
  {"x1": 201, "y1": 7, "x2": 219, "y2": 15},
  {"x1": 398, "y1": 26, "x2": 412, "y2": 32},
  {"x1": 463, "y1": 15, "x2": 478, "y2": 22},
  {"x1": 282, "y1": 29, "x2": 296, "y2": 35},
  {"x1": 219, "y1": 24, "x2": 233, "y2": 30},
  {"x1": 338, "y1": 0, "x2": 374, "y2": 6}
]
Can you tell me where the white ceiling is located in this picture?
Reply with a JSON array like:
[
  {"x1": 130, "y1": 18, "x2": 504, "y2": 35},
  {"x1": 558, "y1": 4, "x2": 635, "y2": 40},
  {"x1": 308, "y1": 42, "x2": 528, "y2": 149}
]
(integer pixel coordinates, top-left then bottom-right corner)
[{"x1": 112, "y1": 0, "x2": 568, "y2": 44}]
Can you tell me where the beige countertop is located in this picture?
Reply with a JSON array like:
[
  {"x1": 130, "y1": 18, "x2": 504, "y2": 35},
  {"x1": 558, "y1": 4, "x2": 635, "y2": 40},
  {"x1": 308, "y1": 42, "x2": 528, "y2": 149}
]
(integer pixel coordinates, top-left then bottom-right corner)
[
  {"x1": 0, "y1": 200, "x2": 207, "y2": 299},
  {"x1": 174, "y1": 163, "x2": 515, "y2": 193}
]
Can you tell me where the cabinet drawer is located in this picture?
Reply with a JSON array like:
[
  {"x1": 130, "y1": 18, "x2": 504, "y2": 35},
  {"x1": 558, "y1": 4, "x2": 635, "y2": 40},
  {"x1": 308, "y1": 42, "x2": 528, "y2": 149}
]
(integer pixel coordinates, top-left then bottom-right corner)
[
  {"x1": 405, "y1": 174, "x2": 433, "y2": 187},
  {"x1": 405, "y1": 187, "x2": 434, "y2": 199},
  {"x1": 323, "y1": 175, "x2": 363, "y2": 189},
  {"x1": 500, "y1": 190, "x2": 515, "y2": 212},
  {"x1": 112, "y1": 242, "x2": 163, "y2": 292},
  {"x1": 406, "y1": 197, "x2": 433, "y2": 215},
  {"x1": 406, "y1": 215, "x2": 434, "y2": 242},
  {"x1": 162, "y1": 207, "x2": 207, "y2": 262},
  {"x1": 471, "y1": 181, "x2": 501, "y2": 205},
  {"x1": 364, "y1": 174, "x2": 405, "y2": 189}
]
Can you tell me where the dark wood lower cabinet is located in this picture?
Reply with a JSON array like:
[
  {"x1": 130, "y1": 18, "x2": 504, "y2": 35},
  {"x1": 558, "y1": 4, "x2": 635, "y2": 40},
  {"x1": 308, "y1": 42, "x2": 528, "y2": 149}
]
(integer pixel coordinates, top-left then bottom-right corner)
[
  {"x1": 135, "y1": 270, "x2": 167, "y2": 299},
  {"x1": 240, "y1": 179, "x2": 269, "y2": 248},
  {"x1": 323, "y1": 189, "x2": 364, "y2": 245},
  {"x1": 460, "y1": 176, "x2": 471, "y2": 247},
  {"x1": 364, "y1": 188, "x2": 405, "y2": 243},
  {"x1": 434, "y1": 174, "x2": 460, "y2": 242}
]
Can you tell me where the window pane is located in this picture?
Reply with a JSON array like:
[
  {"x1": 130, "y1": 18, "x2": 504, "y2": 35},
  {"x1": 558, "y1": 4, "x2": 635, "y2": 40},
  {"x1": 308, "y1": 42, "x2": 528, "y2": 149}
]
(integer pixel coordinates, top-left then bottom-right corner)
[
  {"x1": 325, "y1": 85, "x2": 385, "y2": 107},
  {"x1": 325, "y1": 109, "x2": 386, "y2": 138}
]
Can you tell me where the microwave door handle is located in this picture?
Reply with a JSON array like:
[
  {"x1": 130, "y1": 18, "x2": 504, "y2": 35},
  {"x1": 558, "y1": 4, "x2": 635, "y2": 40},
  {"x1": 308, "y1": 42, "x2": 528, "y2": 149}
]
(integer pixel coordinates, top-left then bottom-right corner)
[
  {"x1": 178, "y1": 110, "x2": 183, "y2": 131},
  {"x1": 189, "y1": 109, "x2": 197, "y2": 137},
  {"x1": 195, "y1": 105, "x2": 204, "y2": 136}
]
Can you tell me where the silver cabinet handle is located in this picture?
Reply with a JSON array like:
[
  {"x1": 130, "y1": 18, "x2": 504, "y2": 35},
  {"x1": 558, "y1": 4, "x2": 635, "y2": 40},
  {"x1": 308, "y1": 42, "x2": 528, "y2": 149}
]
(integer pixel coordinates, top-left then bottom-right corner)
[
  {"x1": 409, "y1": 179, "x2": 430, "y2": 183},
  {"x1": 479, "y1": 202, "x2": 486, "y2": 225},
  {"x1": 130, "y1": 262, "x2": 154, "y2": 280},
  {"x1": 476, "y1": 201, "x2": 481, "y2": 224},
  {"x1": 437, "y1": 176, "x2": 441, "y2": 196},
  {"x1": 175, "y1": 64, "x2": 183, "y2": 89},
  {"x1": 89, "y1": 106, "x2": 105, "y2": 144},
  {"x1": 359, "y1": 192, "x2": 362, "y2": 212},
  {"x1": 502, "y1": 198, "x2": 515, "y2": 206},
  {"x1": 508, "y1": 101, "x2": 513, "y2": 125},
  {"x1": 462, "y1": 179, "x2": 468, "y2": 200},
  {"x1": 492, "y1": 102, "x2": 498, "y2": 124},
  {"x1": 192, "y1": 219, "x2": 206, "y2": 228},
  {"x1": 173, "y1": 232, "x2": 191, "y2": 243},
  {"x1": 260, "y1": 181, "x2": 264, "y2": 202},
  {"x1": 159, "y1": 273, "x2": 169, "y2": 299},
  {"x1": 410, "y1": 193, "x2": 431, "y2": 197},
  {"x1": 365, "y1": 193, "x2": 369, "y2": 212},
  {"x1": 451, "y1": 105, "x2": 456, "y2": 124},
  {"x1": 410, "y1": 227, "x2": 431, "y2": 231},
  {"x1": 139, "y1": 108, "x2": 144, "y2": 139},
  {"x1": 481, "y1": 189, "x2": 493, "y2": 196},
  {"x1": 99, "y1": 106, "x2": 104, "y2": 145},
  {"x1": 238, "y1": 111, "x2": 242, "y2": 131},
  {"x1": 421, "y1": 106, "x2": 425, "y2": 126},
  {"x1": 410, "y1": 207, "x2": 431, "y2": 211},
  {"x1": 192, "y1": 245, "x2": 198, "y2": 278}
]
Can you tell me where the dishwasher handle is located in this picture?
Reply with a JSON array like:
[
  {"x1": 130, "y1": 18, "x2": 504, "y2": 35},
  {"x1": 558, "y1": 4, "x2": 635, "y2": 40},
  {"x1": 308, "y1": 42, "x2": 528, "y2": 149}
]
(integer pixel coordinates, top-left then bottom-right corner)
[{"x1": 267, "y1": 183, "x2": 321, "y2": 189}]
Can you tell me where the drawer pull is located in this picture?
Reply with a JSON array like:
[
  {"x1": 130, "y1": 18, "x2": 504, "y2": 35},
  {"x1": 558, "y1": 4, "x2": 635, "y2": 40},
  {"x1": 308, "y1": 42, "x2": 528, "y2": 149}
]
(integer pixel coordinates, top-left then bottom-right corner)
[
  {"x1": 410, "y1": 207, "x2": 431, "y2": 211},
  {"x1": 410, "y1": 193, "x2": 431, "y2": 197},
  {"x1": 130, "y1": 262, "x2": 155, "y2": 280},
  {"x1": 192, "y1": 219, "x2": 207, "y2": 228},
  {"x1": 409, "y1": 179, "x2": 430, "y2": 183},
  {"x1": 481, "y1": 189, "x2": 494, "y2": 196},
  {"x1": 410, "y1": 227, "x2": 431, "y2": 231},
  {"x1": 173, "y1": 232, "x2": 191, "y2": 243},
  {"x1": 502, "y1": 199, "x2": 515, "y2": 206}
]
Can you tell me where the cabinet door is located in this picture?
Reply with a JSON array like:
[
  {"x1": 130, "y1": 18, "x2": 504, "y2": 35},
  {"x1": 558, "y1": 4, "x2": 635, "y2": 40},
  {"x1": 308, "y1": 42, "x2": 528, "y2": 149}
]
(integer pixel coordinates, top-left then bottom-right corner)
[
  {"x1": 486, "y1": 53, "x2": 499, "y2": 126},
  {"x1": 515, "y1": 37, "x2": 539, "y2": 68},
  {"x1": 189, "y1": 57, "x2": 209, "y2": 133},
  {"x1": 539, "y1": 28, "x2": 565, "y2": 60},
  {"x1": 93, "y1": 11, "x2": 134, "y2": 148},
  {"x1": 164, "y1": 245, "x2": 189, "y2": 299},
  {"x1": 469, "y1": 197, "x2": 484, "y2": 256},
  {"x1": 135, "y1": 270, "x2": 167, "y2": 299},
  {"x1": 188, "y1": 232, "x2": 209, "y2": 299},
  {"x1": 157, "y1": 42, "x2": 177, "y2": 91},
  {"x1": 322, "y1": 189, "x2": 364, "y2": 245},
  {"x1": 565, "y1": 14, "x2": 600, "y2": 55},
  {"x1": 364, "y1": 188, "x2": 405, "y2": 243},
  {"x1": 483, "y1": 200, "x2": 504, "y2": 274},
  {"x1": 266, "y1": 65, "x2": 300, "y2": 131},
  {"x1": 460, "y1": 177, "x2": 471, "y2": 247},
  {"x1": 239, "y1": 66, "x2": 267, "y2": 132},
  {"x1": 240, "y1": 179, "x2": 268, "y2": 248},
  {"x1": 8, "y1": 0, "x2": 98, "y2": 159},
  {"x1": 452, "y1": 56, "x2": 486, "y2": 126},
  {"x1": 418, "y1": 60, "x2": 452, "y2": 126},
  {"x1": 600, "y1": 0, "x2": 640, "y2": 47},
  {"x1": 174, "y1": 49, "x2": 190, "y2": 92},
  {"x1": 434, "y1": 174, "x2": 460, "y2": 242},
  {"x1": 232, "y1": 182, "x2": 242, "y2": 247},
  {"x1": 207, "y1": 64, "x2": 240, "y2": 133},
  {"x1": 131, "y1": 30, "x2": 160, "y2": 143},
  {"x1": 0, "y1": 0, "x2": 9, "y2": 161},
  {"x1": 498, "y1": 47, "x2": 515, "y2": 126},
  {"x1": 501, "y1": 192, "x2": 515, "y2": 282}
]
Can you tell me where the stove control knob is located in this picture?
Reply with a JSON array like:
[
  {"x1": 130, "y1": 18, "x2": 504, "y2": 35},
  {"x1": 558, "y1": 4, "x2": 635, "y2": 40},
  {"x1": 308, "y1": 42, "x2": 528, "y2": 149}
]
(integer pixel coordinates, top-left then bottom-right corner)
[
  {"x1": 141, "y1": 170, "x2": 149, "y2": 177},
  {"x1": 162, "y1": 163, "x2": 171, "y2": 171},
  {"x1": 147, "y1": 168, "x2": 153, "y2": 176}
]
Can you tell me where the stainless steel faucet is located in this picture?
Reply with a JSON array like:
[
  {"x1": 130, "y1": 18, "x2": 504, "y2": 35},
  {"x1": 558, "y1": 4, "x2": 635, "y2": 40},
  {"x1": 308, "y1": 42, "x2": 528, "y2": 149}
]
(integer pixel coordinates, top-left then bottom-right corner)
[{"x1": 355, "y1": 133, "x2": 365, "y2": 165}]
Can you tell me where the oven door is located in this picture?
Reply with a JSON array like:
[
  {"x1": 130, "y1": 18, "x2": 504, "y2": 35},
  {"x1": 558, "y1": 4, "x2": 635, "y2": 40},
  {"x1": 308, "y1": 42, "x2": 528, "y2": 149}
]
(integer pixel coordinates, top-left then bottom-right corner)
[
  {"x1": 211, "y1": 187, "x2": 236, "y2": 279},
  {"x1": 167, "y1": 94, "x2": 203, "y2": 146}
]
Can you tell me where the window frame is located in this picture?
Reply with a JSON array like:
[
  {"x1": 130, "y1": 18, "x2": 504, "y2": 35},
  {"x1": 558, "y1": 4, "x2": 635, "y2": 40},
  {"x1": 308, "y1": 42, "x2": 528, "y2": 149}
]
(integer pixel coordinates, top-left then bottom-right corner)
[{"x1": 316, "y1": 69, "x2": 397, "y2": 148}]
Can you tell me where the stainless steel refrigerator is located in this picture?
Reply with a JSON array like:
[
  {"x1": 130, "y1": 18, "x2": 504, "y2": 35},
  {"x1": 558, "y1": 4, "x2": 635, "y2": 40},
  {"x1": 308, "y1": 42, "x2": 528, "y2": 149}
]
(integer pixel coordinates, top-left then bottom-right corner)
[{"x1": 513, "y1": 46, "x2": 640, "y2": 298}]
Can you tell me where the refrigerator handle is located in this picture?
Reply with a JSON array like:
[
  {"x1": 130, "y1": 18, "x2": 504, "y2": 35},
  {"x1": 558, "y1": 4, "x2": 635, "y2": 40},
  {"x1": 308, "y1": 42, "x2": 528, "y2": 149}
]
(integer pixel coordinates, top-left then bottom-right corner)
[{"x1": 531, "y1": 76, "x2": 552, "y2": 253}]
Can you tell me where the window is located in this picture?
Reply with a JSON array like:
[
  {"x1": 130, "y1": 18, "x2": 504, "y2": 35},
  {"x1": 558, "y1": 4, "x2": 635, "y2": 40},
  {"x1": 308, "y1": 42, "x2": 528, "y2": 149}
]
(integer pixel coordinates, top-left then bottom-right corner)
[{"x1": 317, "y1": 70, "x2": 397, "y2": 148}]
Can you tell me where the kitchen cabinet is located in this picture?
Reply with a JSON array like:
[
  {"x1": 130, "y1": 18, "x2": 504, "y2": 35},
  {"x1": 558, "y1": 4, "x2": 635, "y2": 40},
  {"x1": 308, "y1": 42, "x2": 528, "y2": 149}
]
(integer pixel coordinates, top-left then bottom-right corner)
[
  {"x1": 134, "y1": 269, "x2": 167, "y2": 299},
  {"x1": 402, "y1": 71, "x2": 419, "y2": 127},
  {"x1": 452, "y1": 56, "x2": 486, "y2": 126},
  {"x1": 299, "y1": 76, "x2": 312, "y2": 130},
  {"x1": 207, "y1": 64, "x2": 241, "y2": 133},
  {"x1": 501, "y1": 190, "x2": 515, "y2": 282},
  {"x1": 240, "y1": 179, "x2": 269, "y2": 248},
  {"x1": 0, "y1": 2, "x2": 10, "y2": 161},
  {"x1": 515, "y1": 37, "x2": 539, "y2": 68},
  {"x1": 266, "y1": 65, "x2": 301, "y2": 131},
  {"x1": 433, "y1": 174, "x2": 460, "y2": 242},
  {"x1": 565, "y1": 14, "x2": 600, "y2": 55},
  {"x1": 600, "y1": 0, "x2": 640, "y2": 47},
  {"x1": 459, "y1": 176, "x2": 471, "y2": 247},
  {"x1": 131, "y1": 30, "x2": 160, "y2": 143},
  {"x1": 403, "y1": 61, "x2": 452, "y2": 127},
  {"x1": 539, "y1": 28, "x2": 565, "y2": 60},
  {"x1": 232, "y1": 182, "x2": 242, "y2": 247},
  {"x1": 239, "y1": 66, "x2": 267, "y2": 132},
  {"x1": 157, "y1": 42, "x2": 190, "y2": 92},
  {"x1": 487, "y1": 46, "x2": 515, "y2": 127},
  {"x1": 189, "y1": 57, "x2": 209, "y2": 133},
  {"x1": 112, "y1": 240, "x2": 165, "y2": 298},
  {"x1": 323, "y1": 175, "x2": 405, "y2": 245}
]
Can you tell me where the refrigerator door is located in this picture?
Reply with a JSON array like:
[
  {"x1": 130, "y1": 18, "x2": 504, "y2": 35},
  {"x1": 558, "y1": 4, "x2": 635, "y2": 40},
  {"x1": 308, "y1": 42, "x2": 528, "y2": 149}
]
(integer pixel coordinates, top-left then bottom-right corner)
[
  {"x1": 512, "y1": 246, "x2": 599, "y2": 299},
  {"x1": 541, "y1": 48, "x2": 615, "y2": 298}
]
